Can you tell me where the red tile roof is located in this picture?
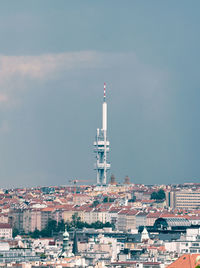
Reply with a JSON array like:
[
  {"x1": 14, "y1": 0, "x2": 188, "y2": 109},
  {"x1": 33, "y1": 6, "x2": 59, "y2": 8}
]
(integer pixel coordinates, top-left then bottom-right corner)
[
  {"x1": 0, "y1": 223, "x2": 11, "y2": 229},
  {"x1": 167, "y1": 254, "x2": 200, "y2": 268}
]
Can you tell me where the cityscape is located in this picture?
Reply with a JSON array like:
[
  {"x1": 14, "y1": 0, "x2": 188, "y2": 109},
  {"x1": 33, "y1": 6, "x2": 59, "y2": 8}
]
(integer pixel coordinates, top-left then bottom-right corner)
[
  {"x1": 0, "y1": 178, "x2": 200, "y2": 267},
  {"x1": 0, "y1": 1, "x2": 200, "y2": 268}
]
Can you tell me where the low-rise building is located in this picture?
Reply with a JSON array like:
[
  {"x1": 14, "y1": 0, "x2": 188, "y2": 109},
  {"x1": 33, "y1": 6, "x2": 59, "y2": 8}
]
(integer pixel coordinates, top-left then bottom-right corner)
[{"x1": 0, "y1": 223, "x2": 12, "y2": 239}]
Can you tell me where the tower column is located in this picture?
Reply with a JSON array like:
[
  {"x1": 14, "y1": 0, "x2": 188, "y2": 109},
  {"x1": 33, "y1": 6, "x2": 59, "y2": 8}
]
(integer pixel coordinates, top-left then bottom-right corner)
[{"x1": 93, "y1": 83, "x2": 110, "y2": 185}]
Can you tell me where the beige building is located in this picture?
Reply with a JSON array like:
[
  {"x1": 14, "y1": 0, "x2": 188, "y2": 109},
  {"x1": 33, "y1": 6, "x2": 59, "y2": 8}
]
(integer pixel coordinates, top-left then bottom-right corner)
[
  {"x1": 83, "y1": 207, "x2": 94, "y2": 224},
  {"x1": 23, "y1": 209, "x2": 41, "y2": 233},
  {"x1": 0, "y1": 214, "x2": 9, "y2": 224},
  {"x1": 146, "y1": 212, "x2": 161, "y2": 226},
  {"x1": 72, "y1": 194, "x2": 90, "y2": 205},
  {"x1": 0, "y1": 223, "x2": 12, "y2": 239},
  {"x1": 126, "y1": 210, "x2": 137, "y2": 230},
  {"x1": 62, "y1": 208, "x2": 84, "y2": 222},
  {"x1": 62, "y1": 209, "x2": 75, "y2": 222},
  {"x1": 166, "y1": 190, "x2": 200, "y2": 209},
  {"x1": 117, "y1": 210, "x2": 129, "y2": 231},
  {"x1": 40, "y1": 208, "x2": 55, "y2": 230},
  {"x1": 93, "y1": 209, "x2": 109, "y2": 224}
]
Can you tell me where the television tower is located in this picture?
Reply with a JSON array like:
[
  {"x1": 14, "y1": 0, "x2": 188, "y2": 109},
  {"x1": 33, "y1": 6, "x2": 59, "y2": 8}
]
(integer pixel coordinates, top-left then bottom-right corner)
[{"x1": 94, "y1": 83, "x2": 111, "y2": 185}]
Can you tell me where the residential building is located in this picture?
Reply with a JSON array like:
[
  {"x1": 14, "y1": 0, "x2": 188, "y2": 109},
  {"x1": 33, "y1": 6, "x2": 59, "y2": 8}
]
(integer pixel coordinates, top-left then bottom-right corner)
[
  {"x1": 126, "y1": 210, "x2": 137, "y2": 230},
  {"x1": 117, "y1": 210, "x2": 129, "y2": 231},
  {"x1": 0, "y1": 223, "x2": 12, "y2": 239},
  {"x1": 136, "y1": 212, "x2": 147, "y2": 228}
]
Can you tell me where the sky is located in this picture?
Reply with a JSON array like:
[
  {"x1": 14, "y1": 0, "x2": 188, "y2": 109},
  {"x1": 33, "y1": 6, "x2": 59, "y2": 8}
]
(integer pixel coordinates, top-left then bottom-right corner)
[{"x1": 0, "y1": 1, "x2": 200, "y2": 187}]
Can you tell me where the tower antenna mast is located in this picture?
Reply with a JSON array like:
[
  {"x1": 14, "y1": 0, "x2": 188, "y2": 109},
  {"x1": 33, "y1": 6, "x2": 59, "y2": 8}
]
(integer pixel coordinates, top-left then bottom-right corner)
[{"x1": 94, "y1": 83, "x2": 110, "y2": 185}]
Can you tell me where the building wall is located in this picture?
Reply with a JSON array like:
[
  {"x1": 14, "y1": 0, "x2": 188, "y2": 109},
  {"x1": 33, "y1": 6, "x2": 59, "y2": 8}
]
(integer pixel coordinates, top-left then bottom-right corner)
[
  {"x1": 165, "y1": 240, "x2": 200, "y2": 254},
  {"x1": 30, "y1": 210, "x2": 41, "y2": 232},
  {"x1": 0, "y1": 214, "x2": 9, "y2": 224},
  {"x1": 0, "y1": 227, "x2": 12, "y2": 239},
  {"x1": 108, "y1": 212, "x2": 118, "y2": 226},
  {"x1": 62, "y1": 210, "x2": 74, "y2": 222},
  {"x1": 84, "y1": 211, "x2": 93, "y2": 224},
  {"x1": 167, "y1": 191, "x2": 200, "y2": 209},
  {"x1": 52, "y1": 210, "x2": 63, "y2": 224},
  {"x1": 146, "y1": 217, "x2": 157, "y2": 226},
  {"x1": 9, "y1": 209, "x2": 24, "y2": 233},
  {"x1": 117, "y1": 213, "x2": 127, "y2": 231},
  {"x1": 126, "y1": 215, "x2": 136, "y2": 230},
  {"x1": 135, "y1": 215, "x2": 147, "y2": 228},
  {"x1": 23, "y1": 210, "x2": 31, "y2": 233},
  {"x1": 41, "y1": 211, "x2": 52, "y2": 230},
  {"x1": 96, "y1": 211, "x2": 108, "y2": 224}
]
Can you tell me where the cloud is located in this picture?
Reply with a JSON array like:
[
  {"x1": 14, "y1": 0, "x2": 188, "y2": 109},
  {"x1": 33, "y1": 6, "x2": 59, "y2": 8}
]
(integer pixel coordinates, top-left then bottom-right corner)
[
  {"x1": 0, "y1": 51, "x2": 102, "y2": 81},
  {"x1": 0, "y1": 120, "x2": 9, "y2": 133},
  {"x1": 0, "y1": 51, "x2": 105, "y2": 107},
  {"x1": 0, "y1": 93, "x2": 8, "y2": 102},
  {"x1": 0, "y1": 51, "x2": 168, "y2": 113}
]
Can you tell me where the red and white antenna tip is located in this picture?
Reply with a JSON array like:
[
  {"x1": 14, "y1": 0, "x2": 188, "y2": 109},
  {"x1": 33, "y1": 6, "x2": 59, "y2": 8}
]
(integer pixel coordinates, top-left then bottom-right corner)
[{"x1": 104, "y1": 83, "x2": 106, "y2": 101}]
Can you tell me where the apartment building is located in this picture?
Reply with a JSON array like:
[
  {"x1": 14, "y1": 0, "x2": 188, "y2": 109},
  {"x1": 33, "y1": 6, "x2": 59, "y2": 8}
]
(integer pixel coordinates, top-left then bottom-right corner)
[
  {"x1": 23, "y1": 209, "x2": 41, "y2": 233},
  {"x1": 107, "y1": 208, "x2": 122, "y2": 226},
  {"x1": 9, "y1": 209, "x2": 23, "y2": 233},
  {"x1": 0, "y1": 223, "x2": 12, "y2": 239},
  {"x1": 126, "y1": 210, "x2": 137, "y2": 230},
  {"x1": 117, "y1": 210, "x2": 129, "y2": 231},
  {"x1": 0, "y1": 214, "x2": 9, "y2": 224},
  {"x1": 166, "y1": 190, "x2": 200, "y2": 209},
  {"x1": 83, "y1": 207, "x2": 94, "y2": 224},
  {"x1": 135, "y1": 212, "x2": 147, "y2": 228},
  {"x1": 146, "y1": 212, "x2": 161, "y2": 226}
]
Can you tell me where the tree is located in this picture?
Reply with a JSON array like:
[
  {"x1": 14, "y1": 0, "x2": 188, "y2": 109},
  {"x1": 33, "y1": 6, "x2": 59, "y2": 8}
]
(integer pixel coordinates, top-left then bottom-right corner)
[
  {"x1": 71, "y1": 213, "x2": 81, "y2": 228},
  {"x1": 151, "y1": 189, "x2": 166, "y2": 200},
  {"x1": 91, "y1": 221, "x2": 103, "y2": 229},
  {"x1": 151, "y1": 192, "x2": 158, "y2": 200},
  {"x1": 104, "y1": 222, "x2": 114, "y2": 228},
  {"x1": 92, "y1": 200, "x2": 100, "y2": 207},
  {"x1": 31, "y1": 229, "x2": 40, "y2": 238},
  {"x1": 12, "y1": 228, "x2": 19, "y2": 238},
  {"x1": 40, "y1": 219, "x2": 57, "y2": 237},
  {"x1": 57, "y1": 219, "x2": 65, "y2": 232},
  {"x1": 103, "y1": 197, "x2": 108, "y2": 203},
  {"x1": 40, "y1": 253, "x2": 46, "y2": 259},
  {"x1": 157, "y1": 189, "x2": 165, "y2": 200}
]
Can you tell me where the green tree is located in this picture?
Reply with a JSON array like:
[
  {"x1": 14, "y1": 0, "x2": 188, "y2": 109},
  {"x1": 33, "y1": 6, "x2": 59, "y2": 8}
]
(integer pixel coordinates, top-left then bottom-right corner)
[
  {"x1": 12, "y1": 228, "x2": 19, "y2": 238},
  {"x1": 103, "y1": 197, "x2": 108, "y2": 203},
  {"x1": 151, "y1": 189, "x2": 166, "y2": 200},
  {"x1": 31, "y1": 229, "x2": 40, "y2": 238},
  {"x1": 40, "y1": 219, "x2": 57, "y2": 237},
  {"x1": 151, "y1": 192, "x2": 158, "y2": 200},
  {"x1": 91, "y1": 221, "x2": 104, "y2": 229},
  {"x1": 157, "y1": 189, "x2": 165, "y2": 200},
  {"x1": 71, "y1": 213, "x2": 81, "y2": 228},
  {"x1": 92, "y1": 200, "x2": 100, "y2": 207},
  {"x1": 57, "y1": 219, "x2": 65, "y2": 232},
  {"x1": 104, "y1": 222, "x2": 114, "y2": 228},
  {"x1": 40, "y1": 253, "x2": 46, "y2": 259}
]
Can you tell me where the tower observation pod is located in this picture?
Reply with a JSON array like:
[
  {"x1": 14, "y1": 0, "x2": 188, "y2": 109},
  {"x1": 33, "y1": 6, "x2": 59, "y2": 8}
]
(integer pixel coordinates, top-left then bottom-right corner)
[{"x1": 94, "y1": 83, "x2": 111, "y2": 185}]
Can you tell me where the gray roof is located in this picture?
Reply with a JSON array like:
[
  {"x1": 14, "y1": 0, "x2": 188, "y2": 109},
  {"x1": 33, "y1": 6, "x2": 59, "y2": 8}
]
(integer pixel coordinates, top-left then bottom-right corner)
[
  {"x1": 163, "y1": 217, "x2": 191, "y2": 227},
  {"x1": 154, "y1": 217, "x2": 191, "y2": 228}
]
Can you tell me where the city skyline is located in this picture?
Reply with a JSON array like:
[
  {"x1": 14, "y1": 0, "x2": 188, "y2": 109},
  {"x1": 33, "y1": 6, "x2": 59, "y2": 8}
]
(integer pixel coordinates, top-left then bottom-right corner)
[{"x1": 0, "y1": 1, "x2": 200, "y2": 187}]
